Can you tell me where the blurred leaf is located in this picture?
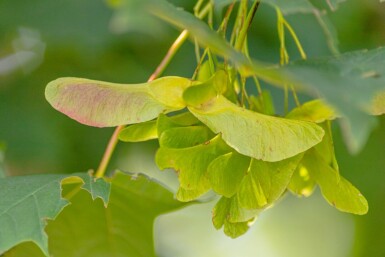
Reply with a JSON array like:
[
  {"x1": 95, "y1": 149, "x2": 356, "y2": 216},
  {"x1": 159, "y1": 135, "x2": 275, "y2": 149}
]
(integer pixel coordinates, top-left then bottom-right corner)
[
  {"x1": 156, "y1": 135, "x2": 231, "y2": 201},
  {"x1": 281, "y1": 47, "x2": 385, "y2": 153},
  {"x1": 5, "y1": 172, "x2": 186, "y2": 257},
  {"x1": 207, "y1": 152, "x2": 249, "y2": 198},
  {"x1": 286, "y1": 99, "x2": 337, "y2": 123},
  {"x1": 189, "y1": 96, "x2": 324, "y2": 162},
  {"x1": 0, "y1": 172, "x2": 110, "y2": 256},
  {"x1": 325, "y1": 0, "x2": 347, "y2": 11},
  {"x1": 109, "y1": 0, "x2": 167, "y2": 35},
  {"x1": 237, "y1": 154, "x2": 303, "y2": 209},
  {"x1": 371, "y1": 90, "x2": 385, "y2": 115},
  {"x1": 143, "y1": 0, "x2": 250, "y2": 67},
  {"x1": 303, "y1": 150, "x2": 368, "y2": 215},
  {"x1": 0, "y1": 143, "x2": 5, "y2": 178},
  {"x1": 45, "y1": 76, "x2": 191, "y2": 127},
  {"x1": 136, "y1": 0, "x2": 283, "y2": 79},
  {"x1": 263, "y1": 0, "x2": 339, "y2": 54},
  {"x1": 263, "y1": 0, "x2": 314, "y2": 14},
  {"x1": 119, "y1": 120, "x2": 158, "y2": 142}
]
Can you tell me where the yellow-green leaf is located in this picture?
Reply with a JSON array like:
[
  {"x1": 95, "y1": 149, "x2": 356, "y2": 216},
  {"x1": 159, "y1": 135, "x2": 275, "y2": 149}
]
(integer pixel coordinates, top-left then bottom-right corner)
[
  {"x1": 212, "y1": 196, "x2": 259, "y2": 238},
  {"x1": 156, "y1": 135, "x2": 231, "y2": 201},
  {"x1": 237, "y1": 154, "x2": 303, "y2": 209},
  {"x1": 303, "y1": 151, "x2": 368, "y2": 215},
  {"x1": 207, "y1": 152, "x2": 250, "y2": 198},
  {"x1": 286, "y1": 99, "x2": 337, "y2": 123},
  {"x1": 371, "y1": 90, "x2": 385, "y2": 115},
  {"x1": 288, "y1": 163, "x2": 316, "y2": 197},
  {"x1": 189, "y1": 96, "x2": 324, "y2": 161},
  {"x1": 45, "y1": 77, "x2": 191, "y2": 127}
]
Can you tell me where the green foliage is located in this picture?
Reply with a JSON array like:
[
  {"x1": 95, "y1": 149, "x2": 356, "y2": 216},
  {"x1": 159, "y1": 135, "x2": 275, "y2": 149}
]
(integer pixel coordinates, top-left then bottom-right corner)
[
  {"x1": 0, "y1": 172, "x2": 110, "y2": 255},
  {"x1": 41, "y1": 0, "x2": 377, "y2": 238},
  {"x1": 302, "y1": 150, "x2": 368, "y2": 214},
  {"x1": 286, "y1": 99, "x2": 337, "y2": 123},
  {"x1": 4, "y1": 172, "x2": 186, "y2": 257},
  {"x1": 207, "y1": 152, "x2": 249, "y2": 198},
  {"x1": 371, "y1": 90, "x2": 385, "y2": 115},
  {"x1": 2, "y1": 0, "x2": 383, "y2": 255}
]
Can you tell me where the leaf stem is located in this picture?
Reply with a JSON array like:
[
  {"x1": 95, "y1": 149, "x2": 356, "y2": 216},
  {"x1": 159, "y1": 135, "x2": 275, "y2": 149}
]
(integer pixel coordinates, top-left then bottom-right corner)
[
  {"x1": 235, "y1": 0, "x2": 260, "y2": 51},
  {"x1": 148, "y1": 29, "x2": 189, "y2": 81},
  {"x1": 95, "y1": 125, "x2": 125, "y2": 178}
]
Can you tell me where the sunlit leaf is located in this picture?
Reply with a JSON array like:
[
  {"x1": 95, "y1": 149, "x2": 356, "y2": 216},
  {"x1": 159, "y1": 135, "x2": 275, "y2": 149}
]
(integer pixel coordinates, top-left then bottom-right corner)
[
  {"x1": 223, "y1": 220, "x2": 250, "y2": 239},
  {"x1": 303, "y1": 151, "x2": 368, "y2": 215},
  {"x1": 45, "y1": 76, "x2": 191, "y2": 127},
  {"x1": 371, "y1": 90, "x2": 385, "y2": 115},
  {"x1": 237, "y1": 154, "x2": 303, "y2": 209},
  {"x1": 0, "y1": 173, "x2": 110, "y2": 256},
  {"x1": 286, "y1": 99, "x2": 337, "y2": 123},
  {"x1": 183, "y1": 70, "x2": 228, "y2": 107},
  {"x1": 289, "y1": 122, "x2": 335, "y2": 197},
  {"x1": 288, "y1": 163, "x2": 316, "y2": 197},
  {"x1": 156, "y1": 135, "x2": 231, "y2": 201},
  {"x1": 5, "y1": 172, "x2": 186, "y2": 257},
  {"x1": 314, "y1": 122, "x2": 338, "y2": 169},
  {"x1": 207, "y1": 152, "x2": 249, "y2": 198},
  {"x1": 212, "y1": 196, "x2": 259, "y2": 238},
  {"x1": 189, "y1": 96, "x2": 324, "y2": 162}
]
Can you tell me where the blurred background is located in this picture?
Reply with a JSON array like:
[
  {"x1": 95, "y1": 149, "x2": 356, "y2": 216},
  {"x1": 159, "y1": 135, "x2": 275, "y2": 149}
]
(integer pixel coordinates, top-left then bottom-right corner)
[{"x1": 0, "y1": 0, "x2": 384, "y2": 256}]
